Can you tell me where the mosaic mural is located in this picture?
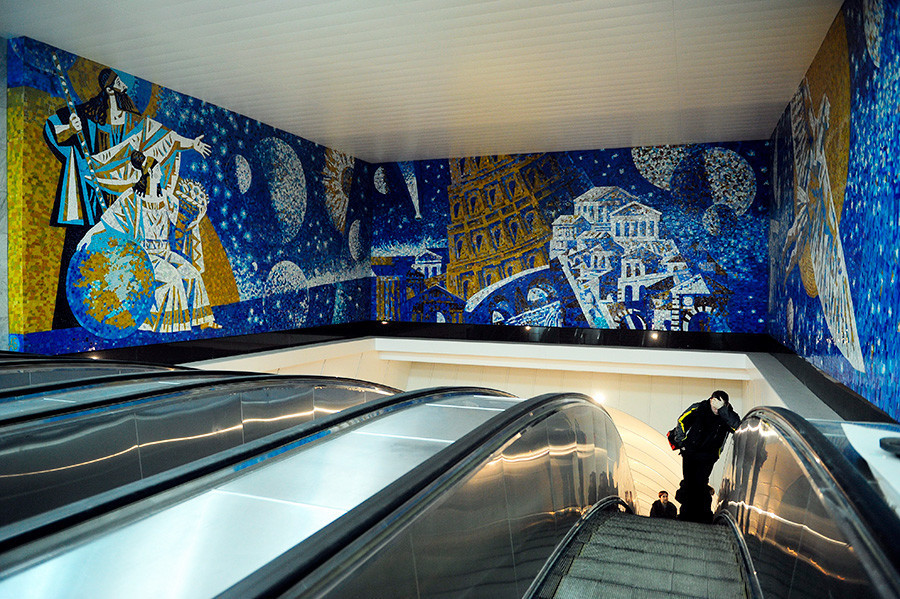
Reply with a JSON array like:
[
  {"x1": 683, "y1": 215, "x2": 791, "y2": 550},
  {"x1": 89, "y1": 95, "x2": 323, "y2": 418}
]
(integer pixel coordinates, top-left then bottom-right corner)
[
  {"x1": 370, "y1": 144, "x2": 770, "y2": 334},
  {"x1": 769, "y1": 0, "x2": 900, "y2": 422},
  {"x1": 7, "y1": 37, "x2": 373, "y2": 353}
]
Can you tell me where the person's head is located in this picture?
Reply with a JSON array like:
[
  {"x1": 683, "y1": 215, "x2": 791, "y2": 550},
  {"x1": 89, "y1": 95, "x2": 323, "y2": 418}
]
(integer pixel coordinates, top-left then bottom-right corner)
[
  {"x1": 129, "y1": 149, "x2": 146, "y2": 171},
  {"x1": 97, "y1": 68, "x2": 138, "y2": 114},
  {"x1": 99, "y1": 68, "x2": 127, "y2": 94},
  {"x1": 709, "y1": 390, "x2": 729, "y2": 413},
  {"x1": 131, "y1": 150, "x2": 160, "y2": 194},
  {"x1": 658, "y1": 490, "x2": 669, "y2": 504}
]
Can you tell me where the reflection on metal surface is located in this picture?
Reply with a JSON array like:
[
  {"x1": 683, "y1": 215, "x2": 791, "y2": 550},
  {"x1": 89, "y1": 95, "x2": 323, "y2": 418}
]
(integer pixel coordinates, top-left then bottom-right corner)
[
  {"x1": 726, "y1": 500, "x2": 849, "y2": 549},
  {"x1": 497, "y1": 441, "x2": 580, "y2": 463},
  {"x1": 242, "y1": 408, "x2": 316, "y2": 424},
  {"x1": 430, "y1": 403, "x2": 505, "y2": 412},
  {"x1": 0, "y1": 392, "x2": 520, "y2": 598},
  {"x1": 0, "y1": 444, "x2": 140, "y2": 478},
  {"x1": 299, "y1": 400, "x2": 635, "y2": 599},
  {"x1": 720, "y1": 412, "x2": 885, "y2": 598},
  {"x1": 1, "y1": 424, "x2": 245, "y2": 479},
  {"x1": 140, "y1": 424, "x2": 245, "y2": 448},
  {"x1": 353, "y1": 431, "x2": 454, "y2": 444},
  {"x1": 0, "y1": 381, "x2": 386, "y2": 527}
]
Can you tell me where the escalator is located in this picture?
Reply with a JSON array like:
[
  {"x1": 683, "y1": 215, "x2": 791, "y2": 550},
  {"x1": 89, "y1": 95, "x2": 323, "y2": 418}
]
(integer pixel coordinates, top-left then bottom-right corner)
[
  {"x1": 0, "y1": 386, "x2": 897, "y2": 598},
  {"x1": 0, "y1": 387, "x2": 523, "y2": 597},
  {"x1": 0, "y1": 371, "x2": 398, "y2": 533}
]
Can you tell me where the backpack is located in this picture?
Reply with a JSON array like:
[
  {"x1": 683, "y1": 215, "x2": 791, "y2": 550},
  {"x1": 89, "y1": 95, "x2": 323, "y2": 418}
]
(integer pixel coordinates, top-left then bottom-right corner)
[{"x1": 666, "y1": 427, "x2": 682, "y2": 451}]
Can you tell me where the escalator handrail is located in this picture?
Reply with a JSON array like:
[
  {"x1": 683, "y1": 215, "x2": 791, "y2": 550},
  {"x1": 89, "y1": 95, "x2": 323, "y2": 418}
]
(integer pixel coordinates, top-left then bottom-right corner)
[
  {"x1": 221, "y1": 392, "x2": 623, "y2": 598},
  {"x1": 714, "y1": 509, "x2": 764, "y2": 599},
  {"x1": 0, "y1": 368, "x2": 249, "y2": 402},
  {"x1": 522, "y1": 497, "x2": 632, "y2": 599},
  {"x1": 0, "y1": 356, "x2": 191, "y2": 371},
  {"x1": 0, "y1": 372, "x2": 398, "y2": 428},
  {"x1": 0, "y1": 386, "x2": 508, "y2": 559},
  {"x1": 0, "y1": 367, "x2": 398, "y2": 404},
  {"x1": 741, "y1": 407, "x2": 900, "y2": 594}
]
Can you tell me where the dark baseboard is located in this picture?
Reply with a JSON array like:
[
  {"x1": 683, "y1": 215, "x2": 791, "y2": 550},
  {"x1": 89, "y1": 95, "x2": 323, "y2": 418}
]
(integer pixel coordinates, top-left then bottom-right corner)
[{"x1": 66, "y1": 322, "x2": 781, "y2": 364}]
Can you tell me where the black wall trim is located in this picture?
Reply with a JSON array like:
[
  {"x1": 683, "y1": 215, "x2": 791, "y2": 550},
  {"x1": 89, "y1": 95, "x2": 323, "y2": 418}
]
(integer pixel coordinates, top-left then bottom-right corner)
[
  {"x1": 66, "y1": 322, "x2": 782, "y2": 364},
  {"x1": 770, "y1": 352, "x2": 895, "y2": 423}
]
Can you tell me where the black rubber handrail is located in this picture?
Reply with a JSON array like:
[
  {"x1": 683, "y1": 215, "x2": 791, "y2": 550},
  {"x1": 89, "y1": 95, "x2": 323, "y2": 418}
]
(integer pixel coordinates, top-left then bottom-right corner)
[
  {"x1": 0, "y1": 374, "x2": 274, "y2": 427},
  {"x1": 0, "y1": 356, "x2": 190, "y2": 370},
  {"x1": 522, "y1": 497, "x2": 632, "y2": 599},
  {"x1": 744, "y1": 407, "x2": 900, "y2": 596},
  {"x1": 0, "y1": 368, "x2": 244, "y2": 402},
  {"x1": 220, "y1": 392, "x2": 613, "y2": 598},
  {"x1": 0, "y1": 368, "x2": 396, "y2": 404},
  {"x1": 714, "y1": 510, "x2": 764, "y2": 599},
  {"x1": 0, "y1": 386, "x2": 507, "y2": 560},
  {"x1": 0, "y1": 373, "x2": 397, "y2": 428}
]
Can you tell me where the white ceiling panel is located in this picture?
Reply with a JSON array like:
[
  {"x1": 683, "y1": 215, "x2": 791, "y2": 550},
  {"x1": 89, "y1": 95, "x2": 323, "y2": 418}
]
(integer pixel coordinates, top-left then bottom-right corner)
[{"x1": 1, "y1": 0, "x2": 843, "y2": 162}]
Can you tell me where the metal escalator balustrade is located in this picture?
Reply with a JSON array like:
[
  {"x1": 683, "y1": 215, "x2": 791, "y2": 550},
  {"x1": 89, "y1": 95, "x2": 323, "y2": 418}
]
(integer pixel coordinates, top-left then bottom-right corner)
[
  {"x1": 0, "y1": 374, "x2": 398, "y2": 533},
  {"x1": 0, "y1": 388, "x2": 519, "y2": 599},
  {"x1": 718, "y1": 407, "x2": 900, "y2": 599},
  {"x1": 224, "y1": 392, "x2": 636, "y2": 599}
]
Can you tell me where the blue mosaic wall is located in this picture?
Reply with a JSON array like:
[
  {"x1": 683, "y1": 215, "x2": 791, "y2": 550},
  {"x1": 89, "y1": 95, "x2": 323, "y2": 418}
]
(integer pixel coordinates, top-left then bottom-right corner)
[
  {"x1": 769, "y1": 0, "x2": 900, "y2": 421},
  {"x1": 371, "y1": 143, "x2": 770, "y2": 334},
  {"x1": 8, "y1": 37, "x2": 373, "y2": 354}
]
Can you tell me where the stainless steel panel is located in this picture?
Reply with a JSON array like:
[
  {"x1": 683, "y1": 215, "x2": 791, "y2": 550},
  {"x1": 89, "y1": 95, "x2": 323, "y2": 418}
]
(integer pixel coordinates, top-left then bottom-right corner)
[
  {"x1": 0, "y1": 488, "x2": 345, "y2": 599},
  {"x1": 360, "y1": 403, "x2": 498, "y2": 443},
  {"x1": 319, "y1": 532, "x2": 419, "y2": 599},
  {"x1": 314, "y1": 384, "x2": 374, "y2": 415},
  {"x1": 720, "y1": 416, "x2": 884, "y2": 599},
  {"x1": 0, "y1": 370, "x2": 31, "y2": 389},
  {"x1": 221, "y1": 428, "x2": 449, "y2": 511},
  {"x1": 135, "y1": 392, "x2": 243, "y2": 477},
  {"x1": 363, "y1": 387, "x2": 395, "y2": 404},
  {"x1": 795, "y1": 486, "x2": 871, "y2": 597},
  {"x1": 0, "y1": 365, "x2": 166, "y2": 390},
  {"x1": 545, "y1": 410, "x2": 581, "y2": 538},
  {"x1": 500, "y1": 420, "x2": 557, "y2": 597},
  {"x1": 603, "y1": 410, "x2": 627, "y2": 500},
  {"x1": 751, "y1": 428, "x2": 809, "y2": 596},
  {"x1": 0, "y1": 414, "x2": 142, "y2": 525},
  {"x1": 240, "y1": 385, "x2": 315, "y2": 442},
  {"x1": 0, "y1": 376, "x2": 224, "y2": 421},
  {"x1": 592, "y1": 409, "x2": 611, "y2": 500},
  {"x1": 568, "y1": 405, "x2": 599, "y2": 509},
  {"x1": 410, "y1": 456, "x2": 518, "y2": 599}
]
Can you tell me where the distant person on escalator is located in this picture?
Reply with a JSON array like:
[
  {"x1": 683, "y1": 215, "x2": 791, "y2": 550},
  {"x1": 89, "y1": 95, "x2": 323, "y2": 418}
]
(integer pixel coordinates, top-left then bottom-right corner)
[
  {"x1": 649, "y1": 490, "x2": 677, "y2": 519},
  {"x1": 669, "y1": 390, "x2": 740, "y2": 523}
]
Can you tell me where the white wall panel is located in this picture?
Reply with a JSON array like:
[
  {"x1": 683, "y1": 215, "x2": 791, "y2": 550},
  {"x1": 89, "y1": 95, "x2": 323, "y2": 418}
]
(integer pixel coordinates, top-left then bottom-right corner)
[{"x1": 189, "y1": 338, "x2": 839, "y2": 512}]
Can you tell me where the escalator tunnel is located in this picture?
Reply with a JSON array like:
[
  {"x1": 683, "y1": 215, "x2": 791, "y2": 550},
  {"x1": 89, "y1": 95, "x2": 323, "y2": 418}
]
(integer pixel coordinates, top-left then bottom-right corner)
[{"x1": 0, "y1": 376, "x2": 897, "y2": 598}]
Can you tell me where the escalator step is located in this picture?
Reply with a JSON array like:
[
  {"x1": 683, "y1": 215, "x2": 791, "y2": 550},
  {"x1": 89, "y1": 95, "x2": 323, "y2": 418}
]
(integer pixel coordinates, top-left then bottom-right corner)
[{"x1": 548, "y1": 512, "x2": 748, "y2": 598}]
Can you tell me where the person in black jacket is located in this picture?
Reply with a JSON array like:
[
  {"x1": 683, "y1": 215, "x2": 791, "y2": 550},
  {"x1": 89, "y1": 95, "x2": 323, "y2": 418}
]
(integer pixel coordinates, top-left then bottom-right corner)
[
  {"x1": 649, "y1": 490, "x2": 678, "y2": 519},
  {"x1": 670, "y1": 390, "x2": 741, "y2": 523}
]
